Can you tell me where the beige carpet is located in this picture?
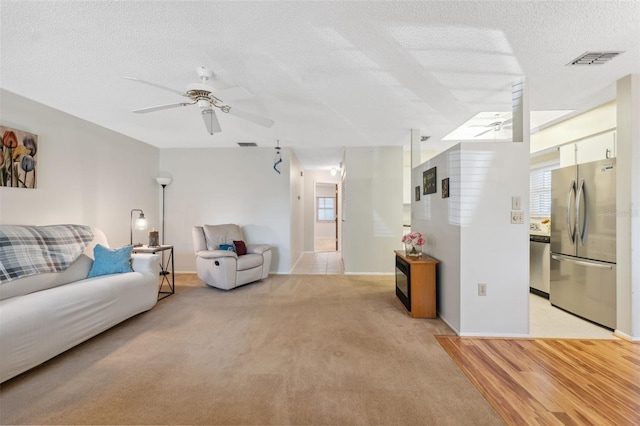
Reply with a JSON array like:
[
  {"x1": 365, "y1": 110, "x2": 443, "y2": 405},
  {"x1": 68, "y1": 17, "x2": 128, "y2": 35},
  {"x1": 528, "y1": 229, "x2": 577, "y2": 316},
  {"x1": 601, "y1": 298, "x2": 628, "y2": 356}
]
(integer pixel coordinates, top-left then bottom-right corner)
[{"x1": 0, "y1": 274, "x2": 503, "y2": 425}]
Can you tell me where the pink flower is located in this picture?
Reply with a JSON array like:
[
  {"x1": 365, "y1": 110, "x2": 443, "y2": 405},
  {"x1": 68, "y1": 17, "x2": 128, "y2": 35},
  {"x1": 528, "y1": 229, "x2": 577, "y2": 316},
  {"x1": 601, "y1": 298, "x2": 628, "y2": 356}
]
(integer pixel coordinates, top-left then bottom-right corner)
[{"x1": 401, "y1": 232, "x2": 425, "y2": 246}]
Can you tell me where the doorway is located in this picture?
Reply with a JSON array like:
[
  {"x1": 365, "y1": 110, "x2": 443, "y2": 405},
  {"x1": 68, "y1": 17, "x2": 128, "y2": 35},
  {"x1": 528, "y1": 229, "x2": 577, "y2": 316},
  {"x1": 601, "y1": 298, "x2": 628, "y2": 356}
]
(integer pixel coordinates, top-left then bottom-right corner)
[{"x1": 314, "y1": 182, "x2": 339, "y2": 252}]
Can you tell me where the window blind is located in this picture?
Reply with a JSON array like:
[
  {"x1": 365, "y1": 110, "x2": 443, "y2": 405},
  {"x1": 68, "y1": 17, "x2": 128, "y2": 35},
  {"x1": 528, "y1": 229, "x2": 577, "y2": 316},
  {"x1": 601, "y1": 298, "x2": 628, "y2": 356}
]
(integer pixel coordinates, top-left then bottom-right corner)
[
  {"x1": 530, "y1": 164, "x2": 556, "y2": 216},
  {"x1": 317, "y1": 197, "x2": 335, "y2": 221}
]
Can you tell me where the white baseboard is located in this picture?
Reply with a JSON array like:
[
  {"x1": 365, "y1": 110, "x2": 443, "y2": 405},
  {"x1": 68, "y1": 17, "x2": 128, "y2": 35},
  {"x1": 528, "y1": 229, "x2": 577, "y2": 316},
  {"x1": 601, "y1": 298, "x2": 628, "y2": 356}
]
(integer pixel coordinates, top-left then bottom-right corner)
[
  {"x1": 438, "y1": 315, "x2": 460, "y2": 336},
  {"x1": 438, "y1": 315, "x2": 530, "y2": 338},
  {"x1": 614, "y1": 329, "x2": 638, "y2": 342},
  {"x1": 458, "y1": 332, "x2": 531, "y2": 338}
]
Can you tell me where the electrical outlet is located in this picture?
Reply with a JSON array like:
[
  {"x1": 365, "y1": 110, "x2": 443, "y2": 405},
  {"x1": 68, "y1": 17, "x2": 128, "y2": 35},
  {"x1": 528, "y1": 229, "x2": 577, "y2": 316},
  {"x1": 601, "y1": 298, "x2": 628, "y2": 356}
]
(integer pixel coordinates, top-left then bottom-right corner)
[
  {"x1": 512, "y1": 196, "x2": 521, "y2": 210},
  {"x1": 511, "y1": 210, "x2": 524, "y2": 224},
  {"x1": 478, "y1": 283, "x2": 487, "y2": 296}
]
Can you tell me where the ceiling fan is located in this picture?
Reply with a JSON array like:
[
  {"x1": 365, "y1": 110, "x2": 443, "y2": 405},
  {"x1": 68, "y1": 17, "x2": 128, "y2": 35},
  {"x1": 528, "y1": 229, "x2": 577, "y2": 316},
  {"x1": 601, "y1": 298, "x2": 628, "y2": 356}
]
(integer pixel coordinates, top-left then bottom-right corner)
[
  {"x1": 473, "y1": 115, "x2": 513, "y2": 137},
  {"x1": 125, "y1": 67, "x2": 274, "y2": 135}
]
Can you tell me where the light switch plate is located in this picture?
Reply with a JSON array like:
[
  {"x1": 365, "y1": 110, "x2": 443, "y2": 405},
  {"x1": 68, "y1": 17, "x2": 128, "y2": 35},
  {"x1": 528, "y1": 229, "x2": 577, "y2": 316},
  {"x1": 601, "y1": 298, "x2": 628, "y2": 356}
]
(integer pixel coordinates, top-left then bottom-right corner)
[
  {"x1": 511, "y1": 210, "x2": 524, "y2": 224},
  {"x1": 512, "y1": 196, "x2": 521, "y2": 210},
  {"x1": 478, "y1": 283, "x2": 487, "y2": 296}
]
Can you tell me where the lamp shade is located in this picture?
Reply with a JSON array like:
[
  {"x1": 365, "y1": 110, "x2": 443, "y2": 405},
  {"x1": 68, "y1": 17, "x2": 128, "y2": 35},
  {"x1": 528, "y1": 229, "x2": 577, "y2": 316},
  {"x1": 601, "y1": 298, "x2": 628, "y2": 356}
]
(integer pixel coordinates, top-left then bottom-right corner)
[
  {"x1": 156, "y1": 177, "x2": 173, "y2": 186},
  {"x1": 130, "y1": 209, "x2": 147, "y2": 246},
  {"x1": 135, "y1": 214, "x2": 147, "y2": 230}
]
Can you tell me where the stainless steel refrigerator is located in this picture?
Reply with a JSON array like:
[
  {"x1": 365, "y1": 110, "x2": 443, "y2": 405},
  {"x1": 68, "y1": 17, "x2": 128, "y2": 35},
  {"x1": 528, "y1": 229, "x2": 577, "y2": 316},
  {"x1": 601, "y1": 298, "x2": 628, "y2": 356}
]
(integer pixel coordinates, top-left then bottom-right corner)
[{"x1": 550, "y1": 158, "x2": 616, "y2": 329}]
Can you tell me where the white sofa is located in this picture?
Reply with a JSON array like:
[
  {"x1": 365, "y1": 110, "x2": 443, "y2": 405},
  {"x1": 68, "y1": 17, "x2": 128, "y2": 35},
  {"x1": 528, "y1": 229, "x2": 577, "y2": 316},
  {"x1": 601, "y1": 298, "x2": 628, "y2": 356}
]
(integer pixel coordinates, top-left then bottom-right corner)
[{"x1": 0, "y1": 228, "x2": 160, "y2": 383}]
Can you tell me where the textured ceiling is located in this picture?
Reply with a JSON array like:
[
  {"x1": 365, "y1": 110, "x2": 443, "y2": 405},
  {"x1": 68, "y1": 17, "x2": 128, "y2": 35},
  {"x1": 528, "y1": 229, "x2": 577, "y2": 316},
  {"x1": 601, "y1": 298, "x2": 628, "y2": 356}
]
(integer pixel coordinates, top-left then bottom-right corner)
[{"x1": 1, "y1": 1, "x2": 639, "y2": 169}]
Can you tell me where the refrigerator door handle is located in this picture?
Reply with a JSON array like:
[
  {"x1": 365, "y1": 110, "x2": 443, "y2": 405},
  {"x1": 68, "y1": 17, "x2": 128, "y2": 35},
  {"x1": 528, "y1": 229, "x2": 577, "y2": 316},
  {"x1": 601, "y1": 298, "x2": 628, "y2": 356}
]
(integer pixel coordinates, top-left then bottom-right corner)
[
  {"x1": 576, "y1": 178, "x2": 587, "y2": 246},
  {"x1": 566, "y1": 180, "x2": 576, "y2": 244},
  {"x1": 551, "y1": 254, "x2": 613, "y2": 270}
]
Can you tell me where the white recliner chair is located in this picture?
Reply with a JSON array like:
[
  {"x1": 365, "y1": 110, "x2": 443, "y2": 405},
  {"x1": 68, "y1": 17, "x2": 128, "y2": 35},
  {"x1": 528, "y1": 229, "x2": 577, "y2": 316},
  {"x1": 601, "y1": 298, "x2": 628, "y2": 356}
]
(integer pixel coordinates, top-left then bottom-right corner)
[{"x1": 192, "y1": 224, "x2": 272, "y2": 290}]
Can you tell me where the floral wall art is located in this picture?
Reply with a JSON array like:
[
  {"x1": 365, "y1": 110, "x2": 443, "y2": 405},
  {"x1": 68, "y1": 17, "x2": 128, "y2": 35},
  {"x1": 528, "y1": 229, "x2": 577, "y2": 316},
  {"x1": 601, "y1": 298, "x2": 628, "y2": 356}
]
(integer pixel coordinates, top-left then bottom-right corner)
[{"x1": 1, "y1": 126, "x2": 38, "y2": 188}]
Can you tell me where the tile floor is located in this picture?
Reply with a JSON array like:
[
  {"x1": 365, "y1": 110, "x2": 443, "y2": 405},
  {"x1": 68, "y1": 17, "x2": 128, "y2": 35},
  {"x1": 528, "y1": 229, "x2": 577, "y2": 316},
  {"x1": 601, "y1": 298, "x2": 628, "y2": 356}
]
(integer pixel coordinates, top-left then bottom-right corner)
[
  {"x1": 314, "y1": 237, "x2": 337, "y2": 252},
  {"x1": 291, "y1": 251, "x2": 344, "y2": 274},
  {"x1": 291, "y1": 252, "x2": 619, "y2": 339},
  {"x1": 529, "y1": 293, "x2": 618, "y2": 339}
]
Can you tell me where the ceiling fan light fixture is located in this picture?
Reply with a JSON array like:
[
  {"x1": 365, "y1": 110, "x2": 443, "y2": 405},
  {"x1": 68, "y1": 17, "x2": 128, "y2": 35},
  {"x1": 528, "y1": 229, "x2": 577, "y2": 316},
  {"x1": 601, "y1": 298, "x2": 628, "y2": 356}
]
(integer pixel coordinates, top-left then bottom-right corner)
[
  {"x1": 202, "y1": 109, "x2": 221, "y2": 135},
  {"x1": 126, "y1": 67, "x2": 274, "y2": 134}
]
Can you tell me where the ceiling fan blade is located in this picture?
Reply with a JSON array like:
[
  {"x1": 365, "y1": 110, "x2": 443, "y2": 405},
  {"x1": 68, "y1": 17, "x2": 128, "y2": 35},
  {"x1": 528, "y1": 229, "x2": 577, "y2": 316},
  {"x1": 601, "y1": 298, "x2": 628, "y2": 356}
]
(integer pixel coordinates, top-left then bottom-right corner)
[
  {"x1": 202, "y1": 109, "x2": 222, "y2": 135},
  {"x1": 502, "y1": 117, "x2": 513, "y2": 126},
  {"x1": 132, "y1": 102, "x2": 193, "y2": 113},
  {"x1": 474, "y1": 128, "x2": 494, "y2": 137},
  {"x1": 225, "y1": 106, "x2": 274, "y2": 128},
  {"x1": 214, "y1": 86, "x2": 254, "y2": 102},
  {"x1": 124, "y1": 77, "x2": 185, "y2": 97}
]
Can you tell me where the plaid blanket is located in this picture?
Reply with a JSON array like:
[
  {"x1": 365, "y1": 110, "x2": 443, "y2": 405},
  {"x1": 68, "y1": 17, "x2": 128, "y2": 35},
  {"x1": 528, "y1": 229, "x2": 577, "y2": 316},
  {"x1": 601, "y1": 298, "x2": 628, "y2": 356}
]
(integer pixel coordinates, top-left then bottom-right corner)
[{"x1": 0, "y1": 224, "x2": 94, "y2": 283}]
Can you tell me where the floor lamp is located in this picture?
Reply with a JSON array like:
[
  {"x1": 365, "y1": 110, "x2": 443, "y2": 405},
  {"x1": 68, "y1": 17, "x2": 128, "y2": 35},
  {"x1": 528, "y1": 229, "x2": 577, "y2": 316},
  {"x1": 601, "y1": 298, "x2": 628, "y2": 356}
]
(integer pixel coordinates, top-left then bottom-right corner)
[{"x1": 156, "y1": 177, "x2": 172, "y2": 245}]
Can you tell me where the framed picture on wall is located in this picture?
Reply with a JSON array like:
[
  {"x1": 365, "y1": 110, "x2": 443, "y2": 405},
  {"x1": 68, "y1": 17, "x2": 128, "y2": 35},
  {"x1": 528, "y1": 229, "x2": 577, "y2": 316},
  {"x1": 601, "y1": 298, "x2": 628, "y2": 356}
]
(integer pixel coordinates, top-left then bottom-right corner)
[
  {"x1": 423, "y1": 167, "x2": 436, "y2": 195},
  {"x1": 0, "y1": 126, "x2": 38, "y2": 189},
  {"x1": 442, "y1": 178, "x2": 450, "y2": 198},
  {"x1": 415, "y1": 186, "x2": 421, "y2": 201}
]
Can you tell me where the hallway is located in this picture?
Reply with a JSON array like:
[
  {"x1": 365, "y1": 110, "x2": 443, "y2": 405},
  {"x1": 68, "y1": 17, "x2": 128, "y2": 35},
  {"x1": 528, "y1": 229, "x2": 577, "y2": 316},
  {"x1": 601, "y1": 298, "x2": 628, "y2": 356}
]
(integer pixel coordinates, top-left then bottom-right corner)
[{"x1": 291, "y1": 251, "x2": 344, "y2": 274}]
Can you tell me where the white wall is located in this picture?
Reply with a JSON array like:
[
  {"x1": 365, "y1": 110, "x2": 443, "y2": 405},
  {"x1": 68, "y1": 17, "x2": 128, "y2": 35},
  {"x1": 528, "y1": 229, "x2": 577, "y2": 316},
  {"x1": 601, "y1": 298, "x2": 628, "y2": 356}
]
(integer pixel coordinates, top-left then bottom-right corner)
[
  {"x1": 289, "y1": 152, "x2": 305, "y2": 270},
  {"x1": 159, "y1": 147, "x2": 293, "y2": 274},
  {"x1": 616, "y1": 74, "x2": 640, "y2": 341},
  {"x1": 343, "y1": 147, "x2": 404, "y2": 274},
  {"x1": 0, "y1": 90, "x2": 159, "y2": 246},
  {"x1": 412, "y1": 142, "x2": 530, "y2": 336},
  {"x1": 403, "y1": 150, "x2": 440, "y2": 227},
  {"x1": 412, "y1": 148, "x2": 462, "y2": 331}
]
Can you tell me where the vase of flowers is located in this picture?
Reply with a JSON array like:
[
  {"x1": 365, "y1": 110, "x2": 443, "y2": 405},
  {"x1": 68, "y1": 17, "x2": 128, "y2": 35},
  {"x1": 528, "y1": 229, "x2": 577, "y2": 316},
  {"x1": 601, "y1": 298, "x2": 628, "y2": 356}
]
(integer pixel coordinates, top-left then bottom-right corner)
[{"x1": 402, "y1": 232, "x2": 425, "y2": 257}]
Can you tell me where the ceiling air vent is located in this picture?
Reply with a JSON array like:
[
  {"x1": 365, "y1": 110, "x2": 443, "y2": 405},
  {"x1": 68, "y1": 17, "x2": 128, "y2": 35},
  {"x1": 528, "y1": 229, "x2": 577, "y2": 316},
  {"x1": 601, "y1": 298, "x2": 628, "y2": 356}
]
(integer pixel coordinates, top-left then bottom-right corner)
[
  {"x1": 237, "y1": 142, "x2": 258, "y2": 147},
  {"x1": 567, "y1": 51, "x2": 623, "y2": 66}
]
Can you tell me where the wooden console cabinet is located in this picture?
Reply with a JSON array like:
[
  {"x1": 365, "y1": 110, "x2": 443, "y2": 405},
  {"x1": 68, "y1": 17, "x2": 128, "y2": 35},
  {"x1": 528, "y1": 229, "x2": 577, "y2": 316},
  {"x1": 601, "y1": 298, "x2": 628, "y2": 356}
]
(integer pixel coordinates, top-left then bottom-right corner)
[{"x1": 394, "y1": 250, "x2": 438, "y2": 318}]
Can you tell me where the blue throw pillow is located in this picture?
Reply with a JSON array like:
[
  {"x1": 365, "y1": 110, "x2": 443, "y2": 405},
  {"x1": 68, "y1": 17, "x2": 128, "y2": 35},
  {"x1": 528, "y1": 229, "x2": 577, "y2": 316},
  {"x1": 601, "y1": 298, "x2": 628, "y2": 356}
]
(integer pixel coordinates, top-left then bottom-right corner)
[
  {"x1": 87, "y1": 244, "x2": 134, "y2": 278},
  {"x1": 218, "y1": 244, "x2": 236, "y2": 252}
]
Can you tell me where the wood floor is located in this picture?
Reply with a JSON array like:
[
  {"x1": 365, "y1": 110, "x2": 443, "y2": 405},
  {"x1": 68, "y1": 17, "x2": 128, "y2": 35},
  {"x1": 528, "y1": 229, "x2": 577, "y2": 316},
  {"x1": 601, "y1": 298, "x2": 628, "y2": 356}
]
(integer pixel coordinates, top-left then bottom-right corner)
[{"x1": 436, "y1": 336, "x2": 640, "y2": 425}]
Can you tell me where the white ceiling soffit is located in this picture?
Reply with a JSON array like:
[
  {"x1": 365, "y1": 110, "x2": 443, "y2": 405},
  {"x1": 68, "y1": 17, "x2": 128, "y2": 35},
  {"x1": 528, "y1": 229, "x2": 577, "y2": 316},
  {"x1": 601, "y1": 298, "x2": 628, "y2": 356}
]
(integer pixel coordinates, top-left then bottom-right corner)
[
  {"x1": 0, "y1": 1, "x2": 638, "y2": 168},
  {"x1": 443, "y1": 110, "x2": 575, "y2": 141}
]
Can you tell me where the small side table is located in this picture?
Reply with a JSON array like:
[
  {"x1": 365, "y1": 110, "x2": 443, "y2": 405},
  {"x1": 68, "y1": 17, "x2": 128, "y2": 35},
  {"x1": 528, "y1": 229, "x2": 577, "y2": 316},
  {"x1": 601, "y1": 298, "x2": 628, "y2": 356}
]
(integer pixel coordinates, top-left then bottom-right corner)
[{"x1": 133, "y1": 245, "x2": 174, "y2": 300}]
